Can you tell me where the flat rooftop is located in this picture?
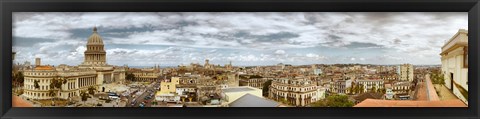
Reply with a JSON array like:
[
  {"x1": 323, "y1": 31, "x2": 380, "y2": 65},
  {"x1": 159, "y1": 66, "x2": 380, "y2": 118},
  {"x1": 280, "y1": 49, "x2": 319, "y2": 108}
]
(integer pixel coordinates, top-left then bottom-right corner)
[
  {"x1": 229, "y1": 94, "x2": 279, "y2": 107},
  {"x1": 222, "y1": 86, "x2": 256, "y2": 93}
]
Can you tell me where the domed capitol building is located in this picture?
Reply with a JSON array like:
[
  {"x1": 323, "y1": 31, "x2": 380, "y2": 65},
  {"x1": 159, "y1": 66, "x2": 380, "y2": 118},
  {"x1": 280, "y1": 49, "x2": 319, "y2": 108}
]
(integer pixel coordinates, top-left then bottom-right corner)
[{"x1": 22, "y1": 27, "x2": 126, "y2": 100}]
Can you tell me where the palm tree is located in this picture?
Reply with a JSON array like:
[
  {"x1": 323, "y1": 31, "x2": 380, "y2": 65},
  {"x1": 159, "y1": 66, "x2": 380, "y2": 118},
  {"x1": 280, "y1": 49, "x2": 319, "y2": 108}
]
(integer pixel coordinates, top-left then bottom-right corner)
[
  {"x1": 49, "y1": 76, "x2": 65, "y2": 106},
  {"x1": 48, "y1": 90, "x2": 56, "y2": 106},
  {"x1": 352, "y1": 85, "x2": 359, "y2": 94},
  {"x1": 371, "y1": 86, "x2": 377, "y2": 93},
  {"x1": 80, "y1": 91, "x2": 89, "y2": 106},
  {"x1": 358, "y1": 84, "x2": 364, "y2": 94},
  {"x1": 126, "y1": 73, "x2": 135, "y2": 81},
  {"x1": 18, "y1": 72, "x2": 24, "y2": 84},
  {"x1": 88, "y1": 86, "x2": 96, "y2": 95},
  {"x1": 33, "y1": 80, "x2": 40, "y2": 89}
]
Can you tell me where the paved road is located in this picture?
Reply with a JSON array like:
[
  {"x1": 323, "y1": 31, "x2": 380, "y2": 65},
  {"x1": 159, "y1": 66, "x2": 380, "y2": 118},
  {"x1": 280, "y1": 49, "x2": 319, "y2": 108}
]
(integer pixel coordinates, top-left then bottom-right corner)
[
  {"x1": 415, "y1": 74, "x2": 428, "y2": 101},
  {"x1": 125, "y1": 82, "x2": 157, "y2": 107}
]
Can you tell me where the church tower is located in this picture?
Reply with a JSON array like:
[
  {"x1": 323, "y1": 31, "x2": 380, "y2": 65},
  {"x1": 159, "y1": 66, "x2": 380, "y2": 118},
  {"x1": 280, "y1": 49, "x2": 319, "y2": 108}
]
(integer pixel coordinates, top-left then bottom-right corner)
[{"x1": 83, "y1": 26, "x2": 107, "y2": 65}]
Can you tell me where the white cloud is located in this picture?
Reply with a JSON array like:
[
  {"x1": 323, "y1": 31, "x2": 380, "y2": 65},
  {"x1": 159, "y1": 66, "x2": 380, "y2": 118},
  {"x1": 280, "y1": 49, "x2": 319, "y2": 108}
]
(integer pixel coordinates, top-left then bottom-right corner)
[
  {"x1": 12, "y1": 12, "x2": 467, "y2": 65},
  {"x1": 274, "y1": 50, "x2": 286, "y2": 55}
]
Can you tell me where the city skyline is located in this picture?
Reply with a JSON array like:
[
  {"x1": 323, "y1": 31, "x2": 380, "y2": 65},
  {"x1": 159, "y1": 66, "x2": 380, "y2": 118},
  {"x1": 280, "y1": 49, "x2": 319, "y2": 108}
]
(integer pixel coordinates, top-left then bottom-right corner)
[{"x1": 12, "y1": 12, "x2": 467, "y2": 66}]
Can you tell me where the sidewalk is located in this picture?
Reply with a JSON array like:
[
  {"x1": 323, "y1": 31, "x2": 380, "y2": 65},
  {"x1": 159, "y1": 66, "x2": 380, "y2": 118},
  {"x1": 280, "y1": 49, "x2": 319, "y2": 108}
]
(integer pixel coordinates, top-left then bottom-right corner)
[
  {"x1": 12, "y1": 95, "x2": 34, "y2": 107},
  {"x1": 434, "y1": 84, "x2": 458, "y2": 101}
]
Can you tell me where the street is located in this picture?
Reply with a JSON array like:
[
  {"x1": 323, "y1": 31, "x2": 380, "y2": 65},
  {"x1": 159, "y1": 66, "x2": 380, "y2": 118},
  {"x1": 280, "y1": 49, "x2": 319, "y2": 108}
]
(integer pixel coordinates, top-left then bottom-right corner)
[{"x1": 125, "y1": 82, "x2": 157, "y2": 107}]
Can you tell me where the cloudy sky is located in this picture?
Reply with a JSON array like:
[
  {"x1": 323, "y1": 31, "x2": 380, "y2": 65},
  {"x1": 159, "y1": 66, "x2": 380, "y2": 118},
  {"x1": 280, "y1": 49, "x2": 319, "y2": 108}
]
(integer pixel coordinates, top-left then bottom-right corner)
[{"x1": 13, "y1": 12, "x2": 467, "y2": 66}]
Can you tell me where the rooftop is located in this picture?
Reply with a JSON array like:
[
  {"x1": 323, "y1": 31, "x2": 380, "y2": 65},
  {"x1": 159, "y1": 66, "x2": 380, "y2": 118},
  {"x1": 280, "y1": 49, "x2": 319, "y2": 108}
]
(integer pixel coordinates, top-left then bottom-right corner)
[
  {"x1": 228, "y1": 94, "x2": 279, "y2": 107},
  {"x1": 354, "y1": 92, "x2": 384, "y2": 102},
  {"x1": 34, "y1": 65, "x2": 55, "y2": 70},
  {"x1": 222, "y1": 86, "x2": 256, "y2": 93}
]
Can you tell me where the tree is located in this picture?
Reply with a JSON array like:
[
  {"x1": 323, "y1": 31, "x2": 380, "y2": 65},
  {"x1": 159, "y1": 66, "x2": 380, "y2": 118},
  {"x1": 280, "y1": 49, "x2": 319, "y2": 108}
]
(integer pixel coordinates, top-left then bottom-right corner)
[
  {"x1": 371, "y1": 86, "x2": 377, "y2": 93},
  {"x1": 88, "y1": 86, "x2": 96, "y2": 95},
  {"x1": 126, "y1": 73, "x2": 136, "y2": 81},
  {"x1": 310, "y1": 95, "x2": 354, "y2": 107},
  {"x1": 33, "y1": 80, "x2": 40, "y2": 89},
  {"x1": 13, "y1": 72, "x2": 25, "y2": 88},
  {"x1": 357, "y1": 84, "x2": 364, "y2": 94},
  {"x1": 279, "y1": 98, "x2": 291, "y2": 106},
  {"x1": 352, "y1": 85, "x2": 360, "y2": 94},
  {"x1": 80, "y1": 91, "x2": 89, "y2": 105},
  {"x1": 348, "y1": 82, "x2": 355, "y2": 95},
  {"x1": 262, "y1": 80, "x2": 273, "y2": 97},
  {"x1": 49, "y1": 76, "x2": 64, "y2": 105},
  {"x1": 378, "y1": 88, "x2": 385, "y2": 94}
]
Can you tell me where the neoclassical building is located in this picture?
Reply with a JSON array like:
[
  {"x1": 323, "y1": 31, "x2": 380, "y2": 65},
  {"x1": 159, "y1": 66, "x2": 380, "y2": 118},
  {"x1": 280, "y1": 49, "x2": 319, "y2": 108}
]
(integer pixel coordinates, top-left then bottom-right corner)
[
  {"x1": 78, "y1": 26, "x2": 126, "y2": 86},
  {"x1": 269, "y1": 77, "x2": 320, "y2": 107},
  {"x1": 129, "y1": 68, "x2": 161, "y2": 81},
  {"x1": 22, "y1": 27, "x2": 126, "y2": 100},
  {"x1": 440, "y1": 29, "x2": 468, "y2": 104},
  {"x1": 239, "y1": 77, "x2": 271, "y2": 89},
  {"x1": 23, "y1": 65, "x2": 98, "y2": 100}
]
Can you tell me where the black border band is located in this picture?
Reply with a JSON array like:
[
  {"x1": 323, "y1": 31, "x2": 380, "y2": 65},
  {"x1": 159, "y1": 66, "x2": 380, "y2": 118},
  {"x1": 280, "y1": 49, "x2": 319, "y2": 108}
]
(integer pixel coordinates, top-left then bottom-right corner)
[{"x1": 1, "y1": 0, "x2": 478, "y2": 119}]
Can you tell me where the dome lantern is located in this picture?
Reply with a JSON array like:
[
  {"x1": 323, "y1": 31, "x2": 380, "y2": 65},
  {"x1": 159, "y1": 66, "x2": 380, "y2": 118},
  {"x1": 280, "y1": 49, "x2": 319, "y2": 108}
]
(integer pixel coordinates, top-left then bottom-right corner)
[
  {"x1": 87, "y1": 26, "x2": 104, "y2": 44},
  {"x1": 93, "y1": 26, "x2": 97, "y2": 32}
]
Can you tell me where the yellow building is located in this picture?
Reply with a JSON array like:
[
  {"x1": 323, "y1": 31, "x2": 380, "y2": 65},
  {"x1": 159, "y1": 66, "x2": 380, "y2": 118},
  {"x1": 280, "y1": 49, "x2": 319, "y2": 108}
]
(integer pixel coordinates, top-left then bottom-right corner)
[
  {"x1": 160, "y1": 77, "x2": 180, "y2": 93},
  {"x1": 155, "y1": 77, "x2": 180, "y2": 102},
  {"x1": 440, "y1": 29, "x2": 468, "y2": 104},
  {"x1": 130, "y1": 68, "x2": 160, "y2": 82}
]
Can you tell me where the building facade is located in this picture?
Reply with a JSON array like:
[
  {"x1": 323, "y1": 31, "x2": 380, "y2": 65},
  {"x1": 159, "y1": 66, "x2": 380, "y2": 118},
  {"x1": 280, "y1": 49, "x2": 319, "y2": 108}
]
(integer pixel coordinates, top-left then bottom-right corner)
[
  {"x1": 23, "y1": 65, "x2": 98, "y2": 100},
  {"x1": 130, "y1": 68, "x2": 160, "y2": 82},
  {"x1": 269, "y1": 77, "x2": 320, "y2": 107},
  {"x1": 356, "y1": 79, "x2": 384, "y2": 93},
  {"x1": 399, "y1": 64, "x2": 414, "y2": 82},
  {"x1": 22, "y1": 27, "x2": 126, "y2": 100},
  {"x1": 239, "y1": 77, "x2": 272, "y2": 89},
  {"x1": 331, "y1": 79, "x2": 352, "y2": 94},
  {"x1": 440, "y1": 29, "x2": 468, "y2": 104},
  {"x1": 155, "y1": 77, "x2": 180, "y2": 102}
]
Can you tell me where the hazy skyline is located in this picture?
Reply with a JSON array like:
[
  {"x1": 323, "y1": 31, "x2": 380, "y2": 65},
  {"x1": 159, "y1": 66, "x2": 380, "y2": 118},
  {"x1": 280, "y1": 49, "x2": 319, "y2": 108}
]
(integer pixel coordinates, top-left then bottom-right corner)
[{"x1": 12, "y1": 12, "x2": 467, "y2": 66}]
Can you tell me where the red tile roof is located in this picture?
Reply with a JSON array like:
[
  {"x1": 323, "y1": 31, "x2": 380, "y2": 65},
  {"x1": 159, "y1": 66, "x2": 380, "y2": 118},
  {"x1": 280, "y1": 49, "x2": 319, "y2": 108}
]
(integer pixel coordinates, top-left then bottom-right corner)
[
  {"x1": 12, "y1": 96, "x2": 33, "y2": 107},
  {"x1": 354, "y1": 99, "x2": 467, "y2": 107}
]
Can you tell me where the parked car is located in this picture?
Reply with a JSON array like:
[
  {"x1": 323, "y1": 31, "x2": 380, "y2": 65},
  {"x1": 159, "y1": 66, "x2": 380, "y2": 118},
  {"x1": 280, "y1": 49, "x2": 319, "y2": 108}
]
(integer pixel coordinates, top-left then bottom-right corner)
[
  {"x1": 130, "y1": 101, "x2": 136, "y2": 106},
  {"x1": 139, "y1": 102, "x2": 146, "y2": 107},
  {"x1": 109, "y1": 96, "x2": 120, "y2": 100}
]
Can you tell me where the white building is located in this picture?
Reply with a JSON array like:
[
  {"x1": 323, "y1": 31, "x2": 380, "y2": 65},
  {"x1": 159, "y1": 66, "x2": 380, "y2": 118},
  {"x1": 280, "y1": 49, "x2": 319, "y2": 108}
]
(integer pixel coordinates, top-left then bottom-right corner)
[
  {"x1": 316, "y1": 86, "x2": 326, "y2": 100},
  {"x1": 23, "y1": 65, "x2": 98, "y2": 100},
  {"x1": 269, "y1": 77, "x2": 321, "y2": 106},
  {"x1": 222, "y1": 86, "x2": 262, "y2": 104},
  {"x1": 440, "y1": 29, "x2": 468, "y2": 104},
  {"x1": 331, "y1": 79, "x2": 352, "y2": 94},
  {"x1": 22, "y1": 27, "x2": 126, "y2": 100},
  {"x1": 356, "y1": 79, "x2": 384, "y2": 93}
]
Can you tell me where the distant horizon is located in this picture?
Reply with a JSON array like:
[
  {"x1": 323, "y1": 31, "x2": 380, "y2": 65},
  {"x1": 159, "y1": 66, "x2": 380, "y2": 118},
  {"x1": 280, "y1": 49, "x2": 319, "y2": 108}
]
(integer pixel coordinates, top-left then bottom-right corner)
[
  {"x1": 14, "y1": 61, "x2": 441, "y2": 68},
  {"x1": 115, "y1": 63, "x2": 442, "y2": 67},
  {"x1": 13, "y1": 12, "x2": 467, "y2": 66}
]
